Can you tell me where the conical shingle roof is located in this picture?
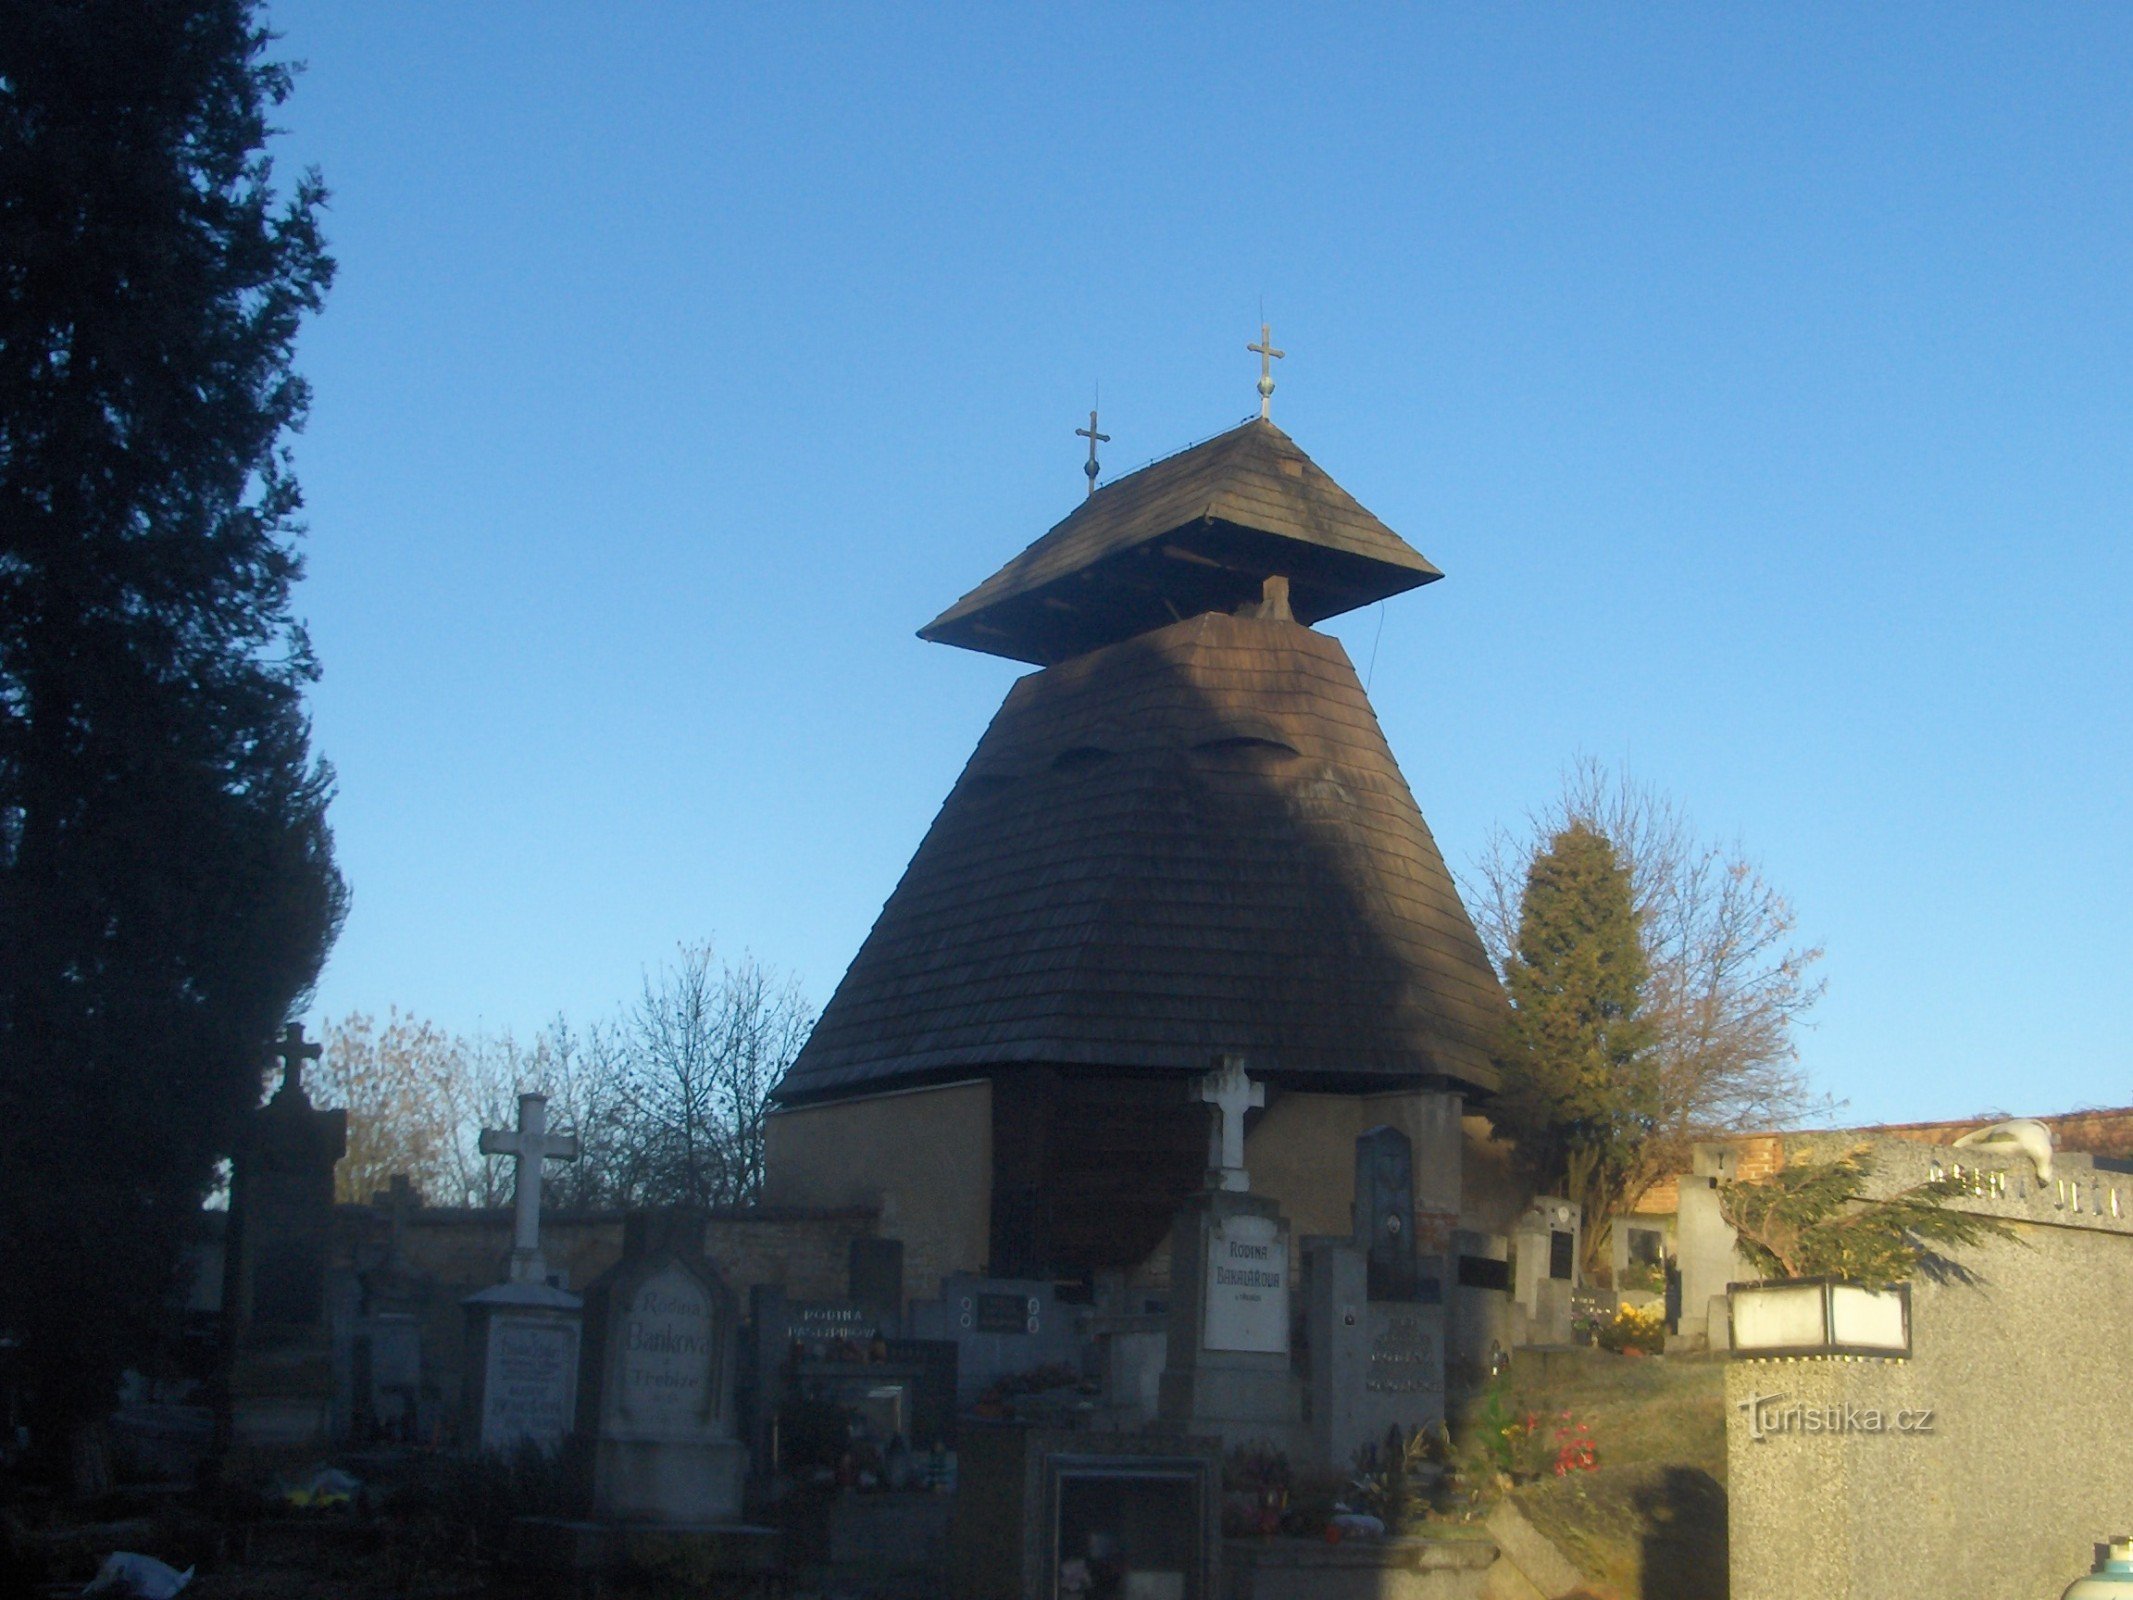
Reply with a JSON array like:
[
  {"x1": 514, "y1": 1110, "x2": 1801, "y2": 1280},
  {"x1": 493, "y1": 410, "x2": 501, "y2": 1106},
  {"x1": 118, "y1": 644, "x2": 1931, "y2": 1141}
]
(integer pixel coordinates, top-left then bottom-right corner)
[{"x1": 775, "y1": 610, "x2": 1504, "y2": 1105}]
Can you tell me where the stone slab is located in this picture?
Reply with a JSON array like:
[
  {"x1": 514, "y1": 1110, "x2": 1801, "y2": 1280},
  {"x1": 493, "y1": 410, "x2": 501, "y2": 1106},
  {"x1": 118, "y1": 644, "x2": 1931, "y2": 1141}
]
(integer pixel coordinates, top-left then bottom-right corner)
[{"x1": 1482, "y1": 1501, "x2": 1585, "y2": 1598}]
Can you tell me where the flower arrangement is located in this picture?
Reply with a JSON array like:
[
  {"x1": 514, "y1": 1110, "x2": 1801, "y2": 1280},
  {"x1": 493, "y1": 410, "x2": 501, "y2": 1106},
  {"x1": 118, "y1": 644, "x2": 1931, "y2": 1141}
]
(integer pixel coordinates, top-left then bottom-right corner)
[
  {"x1": 1594, "y1": 1301, "x2": 1667, "y2": 1355},
  {"x1": 1477, "y1": 1384, "x2": 1599, "y2": 1482},
  {"x1": 1549, "y1": 1414, "x2": 1597, "y2": 1475}
]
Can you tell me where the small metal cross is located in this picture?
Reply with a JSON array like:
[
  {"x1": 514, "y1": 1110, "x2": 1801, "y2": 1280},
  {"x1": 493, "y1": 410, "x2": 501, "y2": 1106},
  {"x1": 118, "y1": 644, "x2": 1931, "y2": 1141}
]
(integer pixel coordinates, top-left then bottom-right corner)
[
  {"x1": 1248, "y1": 322, "x2": 1285, "y2": 420},
  {"x1": 270, "y1": 1021, "x2": 322, "y2": 1100},
  {"x1": 1076, "y1": 409, "x2": 1110, "y2": 497}
]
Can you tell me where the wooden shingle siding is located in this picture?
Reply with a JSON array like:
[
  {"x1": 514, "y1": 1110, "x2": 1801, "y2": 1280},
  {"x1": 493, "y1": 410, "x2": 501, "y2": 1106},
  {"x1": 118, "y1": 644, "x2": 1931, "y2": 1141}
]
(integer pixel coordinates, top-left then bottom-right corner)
[{"x1": 775, "y1": 611, "x2": 1508, "y2": 1107}]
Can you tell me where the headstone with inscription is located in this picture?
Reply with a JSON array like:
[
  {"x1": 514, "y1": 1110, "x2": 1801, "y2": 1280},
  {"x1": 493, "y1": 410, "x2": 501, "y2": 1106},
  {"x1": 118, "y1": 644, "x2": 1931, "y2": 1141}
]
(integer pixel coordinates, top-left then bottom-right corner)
[
  {"x1": 1155, "y1": 1061, "x2": 1304, "y2": 1451},
  {"x1": 461, "y1": 1092, "x2": 584, "y2": 1454},
  {"x1": 465, "y1": 1287, "x2": 582, "y2": 1454},
  {"x1": 1303, "y1": 1127, "x2": 1450, "y2": 1469},
  {"x1": 577, "y1": 1210, "x2": 745, "y2": 1523},
  {"x1": 750, "y1": 1286, "x2": 959, "y2": 1480},
  {"x1": 908, "y1": 1273, "x2": 1078, "y2": 1406}
]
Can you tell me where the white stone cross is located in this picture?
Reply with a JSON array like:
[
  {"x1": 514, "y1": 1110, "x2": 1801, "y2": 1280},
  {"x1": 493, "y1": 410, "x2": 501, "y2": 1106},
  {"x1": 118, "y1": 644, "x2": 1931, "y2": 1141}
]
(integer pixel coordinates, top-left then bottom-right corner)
[
  {"x1": 479, "y1": 1092, "x2": 580, "y2": 1284},
  {"x1": 1198, "y1": 1055, "x2": 1264, "y2": 1193}
]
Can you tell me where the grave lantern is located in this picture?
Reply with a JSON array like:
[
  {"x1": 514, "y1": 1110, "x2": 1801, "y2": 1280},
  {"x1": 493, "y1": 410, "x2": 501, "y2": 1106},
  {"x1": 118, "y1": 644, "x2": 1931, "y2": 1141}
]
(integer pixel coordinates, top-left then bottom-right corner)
[{"x1": 2062, "y1": 1536, "x2": 2133, "y2": 1599}]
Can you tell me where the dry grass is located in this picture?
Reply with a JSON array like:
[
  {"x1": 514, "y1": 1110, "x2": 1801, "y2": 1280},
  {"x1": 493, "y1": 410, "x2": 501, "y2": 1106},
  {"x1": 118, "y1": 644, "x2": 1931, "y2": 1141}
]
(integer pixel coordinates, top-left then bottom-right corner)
[{"x1": 1460, "y1": 1346, "x2": 1730, "y2": 1600}]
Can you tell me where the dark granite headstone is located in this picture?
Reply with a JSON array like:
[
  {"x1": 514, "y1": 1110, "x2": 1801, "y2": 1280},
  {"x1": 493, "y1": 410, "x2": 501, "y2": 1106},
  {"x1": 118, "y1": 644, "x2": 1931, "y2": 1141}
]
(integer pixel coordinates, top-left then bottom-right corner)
[
  {"x1": 225, "y1": 1024, "x2": 347, "y2": 1446},
  {"x1": 907, "y1": 1275, "x2": 1081, "y2": 1406},
  {"x1": 1549, "y1": 1229, "x2": 1575, "y2": 1281},
  {"x1": 848, "y1": 1237, "x2": 905, "y2": 1319},
  {"x1": 1356, "y1": 1125, "x2": 1418, "y2": 1301}
]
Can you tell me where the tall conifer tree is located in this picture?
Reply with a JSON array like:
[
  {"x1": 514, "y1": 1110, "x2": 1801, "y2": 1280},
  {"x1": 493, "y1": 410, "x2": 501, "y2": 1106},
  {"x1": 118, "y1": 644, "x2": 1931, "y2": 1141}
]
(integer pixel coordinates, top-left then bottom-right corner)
[
  {"x1": 1494, "y1": 822, "x2": 1659, "y2": 1271},
  {"x1": 0, "y1": 0, "x2": 344, "y2": 1474}
]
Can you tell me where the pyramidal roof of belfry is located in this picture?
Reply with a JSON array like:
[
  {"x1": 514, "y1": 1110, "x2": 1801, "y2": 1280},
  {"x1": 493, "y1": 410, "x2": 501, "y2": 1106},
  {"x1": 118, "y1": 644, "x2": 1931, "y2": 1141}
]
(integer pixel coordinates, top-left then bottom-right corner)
[
  {"x1": 920, "y1": 417, "x2": 1441, "y2": 664},
  {"x1": 774, "y1": 416, "x2": 1506, "y2": 1107}
]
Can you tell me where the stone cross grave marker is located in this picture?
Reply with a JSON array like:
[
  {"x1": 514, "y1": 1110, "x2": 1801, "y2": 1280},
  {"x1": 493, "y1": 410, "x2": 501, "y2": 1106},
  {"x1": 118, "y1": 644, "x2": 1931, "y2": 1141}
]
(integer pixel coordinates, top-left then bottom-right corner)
[
  {"x1": 270, "y1": 1020, "x2": 322, "y2": 1101},
  {"x1": 479, "y1": 1092, "x2": 580, "y2": 1286},
  {"x1": 1198, "y1": 1055, "x2": 1263, "y2": 1193}
]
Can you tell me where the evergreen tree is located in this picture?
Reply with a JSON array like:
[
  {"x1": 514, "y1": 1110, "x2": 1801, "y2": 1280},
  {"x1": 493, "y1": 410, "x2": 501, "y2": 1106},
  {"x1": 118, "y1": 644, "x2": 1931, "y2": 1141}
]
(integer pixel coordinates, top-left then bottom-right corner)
[
  {"x1": 1493, "y1": 822, "x2": 1659, "y2": 1270},
  {"x1": 0, "y1": 0, "x2": 344, "y2": 1479}
]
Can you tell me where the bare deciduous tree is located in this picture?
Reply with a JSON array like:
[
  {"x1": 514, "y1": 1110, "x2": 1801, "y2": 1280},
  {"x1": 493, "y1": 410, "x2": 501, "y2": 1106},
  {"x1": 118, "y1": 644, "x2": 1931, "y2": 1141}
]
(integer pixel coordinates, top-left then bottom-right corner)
[
  {"x1": 1468, "y1": 758, "x2": 1833, "y2": 1210},
  {"x1": 314, "y1": 941, "x2": 812, "y2": 1212},
  {"x1": 623, "y1": 944, "x2": 813, "y2": 1208}
]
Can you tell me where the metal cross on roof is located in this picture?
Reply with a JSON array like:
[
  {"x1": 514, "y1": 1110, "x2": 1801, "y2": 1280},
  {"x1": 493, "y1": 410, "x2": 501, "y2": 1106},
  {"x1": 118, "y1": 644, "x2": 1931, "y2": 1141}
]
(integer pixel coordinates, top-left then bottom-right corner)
[
  {"x1": 1248, "y1": 323, "x2": 1285, "y2": 420},
  {"x1": 270, "y1": 1021, "x2": 322, "y2": 1100},
  {"x1": 479, "y1": 1092, "x2": 581, "y2": 1284},
  {"x1": 1075, "y1": 409, "x2": 1110, "y2": 497}
]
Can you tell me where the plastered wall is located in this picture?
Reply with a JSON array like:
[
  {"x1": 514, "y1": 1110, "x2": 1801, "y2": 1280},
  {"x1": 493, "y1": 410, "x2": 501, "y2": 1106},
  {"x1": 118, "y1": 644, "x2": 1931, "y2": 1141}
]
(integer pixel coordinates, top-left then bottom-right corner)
[{"x1": 762, "y1": 1077, "x2": 993, "y2": 1300}]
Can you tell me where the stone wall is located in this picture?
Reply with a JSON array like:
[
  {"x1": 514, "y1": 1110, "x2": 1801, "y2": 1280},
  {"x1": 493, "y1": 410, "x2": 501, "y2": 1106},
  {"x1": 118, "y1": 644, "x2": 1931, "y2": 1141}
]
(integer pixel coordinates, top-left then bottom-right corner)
[
  {"x1": 332, "y1": 1201, "x2": 877, "y2": 1432},
  {"x1": 763, "y1": 1077, "x2": 993, "y2": 1300},
  {"x1": 1726, "y1": 1135, "x2": 2133, "y2": 1600},
  {"x1": 1638, "y1": 1105, "x2": 2133, "y2": 1216}
]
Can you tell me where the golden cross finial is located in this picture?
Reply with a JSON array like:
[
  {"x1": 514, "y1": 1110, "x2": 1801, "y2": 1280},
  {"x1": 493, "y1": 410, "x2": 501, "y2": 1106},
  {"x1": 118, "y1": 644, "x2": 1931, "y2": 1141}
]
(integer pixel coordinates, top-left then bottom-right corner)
[
  {"x1": 1075, "y1": 409, "x2": 1110, "y2": 497},
  {"x1": 1248, "y1": 323, "x2": 1285, "y2": 420}
]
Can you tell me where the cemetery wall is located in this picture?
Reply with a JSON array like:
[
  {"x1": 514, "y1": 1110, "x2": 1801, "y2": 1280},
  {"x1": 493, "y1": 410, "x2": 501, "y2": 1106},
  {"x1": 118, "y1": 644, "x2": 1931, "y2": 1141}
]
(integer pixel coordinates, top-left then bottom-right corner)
[
  {"x1": 329, "y1": 1203, "x2": 876, "y2": 1428},
  {"x1": 763, "y1": 1078, "x2": 993, "y2": 1299},
  {"x1": 1726, "y1": 1138, "x2": 2133, "y2": 1600},
  {"x1": 379, "y1": 1206, "x2": 876, "y2": 1304}
]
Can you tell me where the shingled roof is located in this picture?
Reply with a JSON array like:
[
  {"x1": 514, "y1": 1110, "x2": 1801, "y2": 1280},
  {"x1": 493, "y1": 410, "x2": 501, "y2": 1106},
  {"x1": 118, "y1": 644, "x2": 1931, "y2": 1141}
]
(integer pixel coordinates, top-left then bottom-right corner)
[
  {"x1": 920, "y1": 419, "x2": 1441, "y2": 665},
  {"x1": 775, "y1": 610, "x2": 1506, "y2": 1105}
]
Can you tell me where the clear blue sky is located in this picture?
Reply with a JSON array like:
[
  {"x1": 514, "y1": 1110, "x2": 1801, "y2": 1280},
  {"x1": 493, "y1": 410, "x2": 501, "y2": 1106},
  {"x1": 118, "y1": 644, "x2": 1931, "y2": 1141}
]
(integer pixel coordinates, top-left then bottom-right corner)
[{"x1": 274, "y1": 4, "x2": 2131, "y2": 1128}]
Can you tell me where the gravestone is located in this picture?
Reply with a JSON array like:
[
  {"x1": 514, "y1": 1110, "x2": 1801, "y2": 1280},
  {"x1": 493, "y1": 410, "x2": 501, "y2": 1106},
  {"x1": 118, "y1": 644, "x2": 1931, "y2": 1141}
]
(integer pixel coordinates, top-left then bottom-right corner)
[
  {"x1": 1356, "y1": 1125, "x2": 1418, "y2": 1301},
  {"x1": 907, "y1": 1274, "x2": 1078, "y2": 1407},
  {"x1": 1155, "y1": 1060, "x2": 1303, "y2": 1452},
  {"x1": 749, "y1": 1286, "x2": 957, "y2": 1482},
  {"x1": 577, "y1": 1210, "x2": 746, "y2": 1523},
  {"x1": 1511, "y1": 1197, "x2": 1580, "y2": 1346},
  {"x1": 1447, "y1": 1229, "x2": 1512, "y2": 1386},
  {"x1": 1612, "y1": 1218, "x2": 1669, "y2": 1301},
  {"x1": 1306, "y1": 1129, "x2": 1448, "y2": 1469},
  {"x1": 1672, "y1": 1143, "x2": 1751, "y2": 1351},
  {"x1": 345, "y1": 1173, "x2": 437, "y2": 1443},
  {"x1": 226, "y1": 1023, "x2": 348, "y2": 1447},
  {"x1": 952, "y1": 1428, "x2": 1224, "y2": 1600},
  {"x1": 462, "y1": 1092, "x2": 584, "y2": 1454}
]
